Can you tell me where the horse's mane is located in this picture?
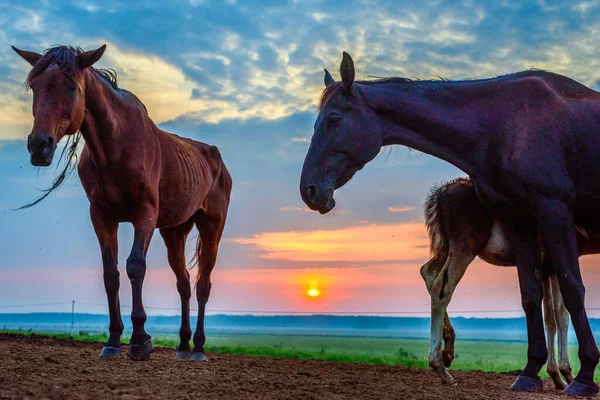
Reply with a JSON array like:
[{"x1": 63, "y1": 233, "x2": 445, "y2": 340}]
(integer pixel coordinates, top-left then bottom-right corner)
[
  {"x1": 25, "y1": 44, "x2": 119, "y2": 90},
  {"x1": 18, "y1": 45, "x2": 118, "y2": 210},
  {"x1": 317, "y1": 70, "x2": 558, "y2": 110}
]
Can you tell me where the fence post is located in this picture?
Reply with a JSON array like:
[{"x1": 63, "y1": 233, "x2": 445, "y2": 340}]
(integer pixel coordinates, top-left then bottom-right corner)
[{"x1": 70, "y1": 300, "x2": 75, "y2": 338}]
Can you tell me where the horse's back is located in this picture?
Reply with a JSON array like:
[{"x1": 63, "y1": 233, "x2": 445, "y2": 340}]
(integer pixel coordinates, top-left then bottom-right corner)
[{"x1": 156, "y1": 131, "x2": 226, "y2": 228}]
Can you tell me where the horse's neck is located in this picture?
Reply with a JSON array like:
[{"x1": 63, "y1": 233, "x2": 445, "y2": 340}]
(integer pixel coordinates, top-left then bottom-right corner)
[
  {"x1": 79, "y1": 72, "x2": 138, "y2": 168},
  {"x1": 360, "y1": 82, "x2": 494, "y2": 177}
]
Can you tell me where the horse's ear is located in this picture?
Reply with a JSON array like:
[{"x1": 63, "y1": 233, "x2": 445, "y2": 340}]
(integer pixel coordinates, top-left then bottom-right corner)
[
  {"x1": 12, "y1": 46, "x2": 42, "y2": 66},
  {"x1": 77, "y1": 44, "x2": 106, "y2": 70},
  {"x1": 340, "y1": 51, "x2": 355, "y2": 91},
  {"x1": 324, "y1": 68, "x2": 335, "y2": 87}
]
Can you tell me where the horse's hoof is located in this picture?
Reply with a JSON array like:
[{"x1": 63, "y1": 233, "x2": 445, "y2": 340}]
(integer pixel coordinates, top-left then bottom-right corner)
[
  {"x1": 442, "y1": 350, "x2": 454, "y2": 368},
  {"x1": 563, "y1": 380, "x2": 599, "y2": 397},
  {"x1": 511, "y1": 375, "x2": 543, "y2": 392},
  {"x1": 99, "y1": 346, "x2": 121, "y2": 359},
  {"x1": 175, "y1": 350, "x2": 191, "y2": 360},
  {"x1": 190, "y1": 351, "x2": 207, "y2": 361},
  {"x1": 127, "y1": 338, "x2": 154, "y2": 361}
]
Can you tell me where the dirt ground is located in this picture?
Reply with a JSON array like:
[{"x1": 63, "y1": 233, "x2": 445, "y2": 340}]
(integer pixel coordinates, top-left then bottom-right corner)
[{"x1": 0, "y1": 333, "x2": 589, "y2": 400}]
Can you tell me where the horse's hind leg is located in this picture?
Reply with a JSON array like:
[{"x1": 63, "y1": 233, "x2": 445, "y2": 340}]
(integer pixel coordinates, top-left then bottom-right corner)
[
  {"x1": 159, "y1": 218, "x2": 195, "y2": 360},
  {"x1": 551, "y1": 273, "x2": 574, "y2": 384},
  {"x1": 191, "y1": 177, "x2": 231, "y2": 361},
  {"x1": 542, "y1": 271, "x2": 567, "y2": 390}
]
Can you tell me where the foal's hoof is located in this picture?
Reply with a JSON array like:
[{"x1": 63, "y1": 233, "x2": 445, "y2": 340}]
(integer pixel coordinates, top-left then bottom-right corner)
[
  {"x1": 551, "y1": 376, "x2": 568, "y2": 391},
  {"x1": 127, "y1": 338, "x2": 154, "y2": 361},
  {"x1": 189, "y1": 351, "x2": 207, "y2": 361},
  {"x1": 175, "y1": 350, "x2": 191, "y2": 360},
  {"x1": 560, "y1": 368, "x2": 575, "y2": 385},
  {"x1": 99, "y1": 346, "x2": 121, "y2": 360},
  {"x1": 442, "y1": 349, "x2": 454, "y2": 368},
  {"x1": 511, "y1": 375, "x2": 543, "y2": 392},
  {"x1": 563, "y1": 380, "x2": 599, "y2": 397}
]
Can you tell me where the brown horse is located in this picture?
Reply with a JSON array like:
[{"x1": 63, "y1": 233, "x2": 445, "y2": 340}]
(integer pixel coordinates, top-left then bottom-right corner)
[
  {"x1": 300, "y1": 52, "x2": 600, "y2": 395},
  {"x1": 421, "y1": 177, "x2": 600, "y2": 389},
  {"x1": 12, "y1": 44, "x2": 232, "y2": 361}
]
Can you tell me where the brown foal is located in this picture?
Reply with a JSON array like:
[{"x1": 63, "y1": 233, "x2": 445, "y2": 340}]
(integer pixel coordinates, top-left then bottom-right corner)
[{"x1": 422, "y1": 177, "x2": 600, "y2": 388}]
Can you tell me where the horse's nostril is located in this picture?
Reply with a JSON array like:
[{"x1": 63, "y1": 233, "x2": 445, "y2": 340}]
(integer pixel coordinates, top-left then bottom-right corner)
[
  {"x1": 306, "y1": 184, "x2": 318, "y2": 202},
  {"x1": 46, "y1": 136, "x2": 55, "y2": 148}
]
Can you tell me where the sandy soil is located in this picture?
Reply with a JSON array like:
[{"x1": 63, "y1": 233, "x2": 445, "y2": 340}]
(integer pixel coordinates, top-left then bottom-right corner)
[{"x1": 0, "y1": 333, "x2": 588, "y2": 399}]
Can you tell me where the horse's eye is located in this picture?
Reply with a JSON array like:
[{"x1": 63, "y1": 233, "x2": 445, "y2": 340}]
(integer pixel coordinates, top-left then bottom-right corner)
[{"x1": 327, "y1": 116, "x2": 341, "y2": 128}]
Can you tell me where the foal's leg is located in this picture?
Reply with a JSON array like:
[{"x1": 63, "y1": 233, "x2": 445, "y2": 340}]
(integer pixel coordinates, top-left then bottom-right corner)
[
  {"x1": 159, "y1": 218, "x2": 195, "y2": 360},
  {"x1": 534, "y1": 199, "x2": 599, "y2": 396},
  {"x1": 542, "y1": 272, "x2": 566, "y2": 390},
  {"x1": 442, "y1": 312, "x2": 456, "y2": 367},
  {"x1": 191, "y1": 200, "x2": 229, "y2": 360},
  {"x1": 428, "y1": 250, "x2": 476, "y2": 384},
  {"x1": 126, "y1": 208, "x2": 157, "y2": 361},
  {"x1": 420, "y1": 258, "x2": 456, "y2": 368},
  {"x1": 550, "y1": 272, "x2": 573, "y2": 384},
  {"x1": 91, "y1": 207, "x2": 123, "y2": 359}
]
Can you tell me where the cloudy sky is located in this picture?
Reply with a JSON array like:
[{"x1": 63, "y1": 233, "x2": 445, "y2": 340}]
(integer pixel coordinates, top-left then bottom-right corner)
[{"x1": 2, "y1": 0, "x2": 600, "y2": 317}]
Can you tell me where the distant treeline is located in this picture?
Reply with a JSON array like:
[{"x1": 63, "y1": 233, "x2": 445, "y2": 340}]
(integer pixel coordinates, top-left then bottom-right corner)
[{"x1": 0, "y1": 312, "x2": 586, "y2": 332}]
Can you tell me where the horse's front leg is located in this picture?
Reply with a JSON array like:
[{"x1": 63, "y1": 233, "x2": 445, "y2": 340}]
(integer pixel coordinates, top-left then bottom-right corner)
[
  {"x1": 535, "y1": 198, "x2": 599, "y2": 396},
  {"x1": 126, "y1": 208, "x2": 157, "y2": 361},
  {"x1": 508, "y1": 220, "x2": 547, "y2": 393},
  {"x1": 91, "y1": 207, "x2": 123, "y2": 359}
]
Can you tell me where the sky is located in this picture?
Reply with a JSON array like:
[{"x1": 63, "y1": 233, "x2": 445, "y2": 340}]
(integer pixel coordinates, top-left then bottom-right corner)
[{"x1": 2, "y1": 0, "x2": 600, "y2": 317}]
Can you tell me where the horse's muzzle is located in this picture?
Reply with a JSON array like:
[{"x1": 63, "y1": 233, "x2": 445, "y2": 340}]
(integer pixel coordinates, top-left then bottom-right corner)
[
  {"x1": 28, "y1": 132, "x2": 56, "y2": 167},
  {"x1": 301, "y1": 184, "x2": 336, "y2": 214}
]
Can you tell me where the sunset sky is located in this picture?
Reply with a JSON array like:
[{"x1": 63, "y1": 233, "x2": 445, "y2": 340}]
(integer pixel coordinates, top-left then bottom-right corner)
[{"x1": 2, "y1": 0, "x2": 600, "y2": 317}]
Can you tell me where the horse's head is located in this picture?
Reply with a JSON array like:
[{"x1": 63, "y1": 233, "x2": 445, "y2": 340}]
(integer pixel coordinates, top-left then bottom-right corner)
[
  {"x1": 12, "y1": 44, "x2": 106, "y2": 166},
  {"x1": 300, "y1": 52, "x2": 383, "y2": 214}
]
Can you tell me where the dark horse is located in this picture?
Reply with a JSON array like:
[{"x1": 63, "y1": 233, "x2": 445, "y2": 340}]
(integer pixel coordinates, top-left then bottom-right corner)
[
  {"x1": 13, "y1": 45, "x2": 232, "y2": 361},
  {"x1": 300, "y1": 52, "x2": 600, "y2": 396}
]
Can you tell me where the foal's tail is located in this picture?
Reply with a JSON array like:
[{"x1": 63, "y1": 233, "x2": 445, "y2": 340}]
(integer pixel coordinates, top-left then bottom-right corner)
[
  {"x1": 424, "y1": 182, "x2": 450, "y2": 266},
  {"x1": 424, "y1": 177, "x2": 472, "y2": 265}
]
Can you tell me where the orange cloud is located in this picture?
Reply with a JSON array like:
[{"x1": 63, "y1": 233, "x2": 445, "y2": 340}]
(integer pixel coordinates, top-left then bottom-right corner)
[
  {"x1": 229, "y1": 222, "x2": 429, "y2": 262},
  {"x1": 388, "y1": 206, "x2": 415, "y2": 213}
]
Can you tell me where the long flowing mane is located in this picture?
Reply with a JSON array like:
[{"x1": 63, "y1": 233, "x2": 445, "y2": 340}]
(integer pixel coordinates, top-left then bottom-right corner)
[{"x1": 18, "y1": 45, "x2": 120, "y2": 209}]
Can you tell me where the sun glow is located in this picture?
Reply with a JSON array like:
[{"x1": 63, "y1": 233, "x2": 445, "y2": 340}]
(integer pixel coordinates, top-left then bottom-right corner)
[{"x1": 307, "y1": 287, "x2": 321, "y2": 298}]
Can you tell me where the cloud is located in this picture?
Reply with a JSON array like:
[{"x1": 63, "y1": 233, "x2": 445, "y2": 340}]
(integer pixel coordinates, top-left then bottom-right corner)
[
  {"x1": 388, "y1": 206, "x2": 415, "y2": 213},
  {"x1": 4, "y1": 0, "x2": 600, "y2": 143},
  {"x1": 280, "y1": 206, "x2": 311, "y2": 212},
  {"x1": 291, "y1": 137, "x2": 310, "y2": 143},
  {"x1": 229, "y1": 222, "x2": 429, "y2": 262}
]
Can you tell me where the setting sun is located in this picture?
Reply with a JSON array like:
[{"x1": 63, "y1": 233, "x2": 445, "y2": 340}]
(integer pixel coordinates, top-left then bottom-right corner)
[{"x1": 307, "y1": 287, "x2": 321, "y2": 298}]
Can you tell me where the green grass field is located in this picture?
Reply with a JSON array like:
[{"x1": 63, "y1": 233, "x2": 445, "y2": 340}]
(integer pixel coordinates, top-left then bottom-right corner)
[{"x1": 3, "y1": 329, "x2": 595, "y2": 380}]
